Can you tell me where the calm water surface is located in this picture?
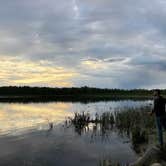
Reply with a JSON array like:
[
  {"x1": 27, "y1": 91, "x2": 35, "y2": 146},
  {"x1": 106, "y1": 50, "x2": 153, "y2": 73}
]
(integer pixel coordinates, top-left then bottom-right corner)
[{"x1": 0, "y1": 100, "x2": 152, "y2": 166}]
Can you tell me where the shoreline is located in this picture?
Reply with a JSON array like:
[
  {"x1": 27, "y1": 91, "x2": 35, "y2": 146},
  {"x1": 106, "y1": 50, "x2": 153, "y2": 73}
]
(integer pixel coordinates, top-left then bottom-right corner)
[{"x1": 0, "y1": 95, "x2": 153, "y2": 103}]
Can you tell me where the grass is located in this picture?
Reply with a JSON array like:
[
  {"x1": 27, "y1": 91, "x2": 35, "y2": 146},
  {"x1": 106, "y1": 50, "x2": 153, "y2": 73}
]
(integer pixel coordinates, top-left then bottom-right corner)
[
  {"x1": 65, "y1": 105, "x2": 166, "y2": 166},
  {"x1": 66, "y1": 105, "x2": 157, "y2": 150}
]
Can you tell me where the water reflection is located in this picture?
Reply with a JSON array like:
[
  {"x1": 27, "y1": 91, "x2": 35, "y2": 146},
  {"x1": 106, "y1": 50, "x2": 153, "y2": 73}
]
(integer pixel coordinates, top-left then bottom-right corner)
[
  {"x1": 0, "y1": 103, "x2": 73, "y2": 135},
  {"x1": 65, "y1": 104, "x2": 154, "y2": 156},
  {"x1": 0, "y1": 100, "x2": 152, "y2": 166},
  {"x1": 0, "y1": 100, "x2": 153, "y2": 136}
]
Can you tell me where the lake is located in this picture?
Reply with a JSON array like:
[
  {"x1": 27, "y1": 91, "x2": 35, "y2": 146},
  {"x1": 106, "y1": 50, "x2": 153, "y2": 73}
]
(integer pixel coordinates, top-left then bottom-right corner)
[{"x1": 0, "y1": 100, "x2": 153, "y2": 166}]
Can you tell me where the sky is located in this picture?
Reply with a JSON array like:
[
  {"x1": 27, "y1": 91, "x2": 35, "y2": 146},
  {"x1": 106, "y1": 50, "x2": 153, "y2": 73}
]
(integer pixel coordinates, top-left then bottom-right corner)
[{"x1": 0, "y1": 0, "x2": 166, "y2": 89}]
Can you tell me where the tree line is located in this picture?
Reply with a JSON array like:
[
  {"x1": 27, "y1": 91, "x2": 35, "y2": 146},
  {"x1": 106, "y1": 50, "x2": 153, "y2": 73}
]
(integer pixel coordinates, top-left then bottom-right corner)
[{"x1": 0, "y1": 86, "x2": 164, "y2": 96}]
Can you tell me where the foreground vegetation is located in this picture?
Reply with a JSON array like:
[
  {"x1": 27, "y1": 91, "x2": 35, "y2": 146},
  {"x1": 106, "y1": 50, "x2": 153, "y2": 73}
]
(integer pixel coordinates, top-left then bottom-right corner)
[{"x1": 65, "y1": 105, "x2": 166, "y2": 165}]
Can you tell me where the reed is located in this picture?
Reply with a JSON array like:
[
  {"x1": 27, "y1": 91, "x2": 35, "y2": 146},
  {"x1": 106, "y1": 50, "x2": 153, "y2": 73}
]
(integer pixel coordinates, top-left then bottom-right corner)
[{"x1": 66, "y1": 105, "x2": 155, "y2": 147}]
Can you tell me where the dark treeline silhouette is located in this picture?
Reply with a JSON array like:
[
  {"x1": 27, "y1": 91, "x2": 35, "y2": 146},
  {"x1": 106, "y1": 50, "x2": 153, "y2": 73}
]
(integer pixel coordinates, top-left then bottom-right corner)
[
  {"x1": 0, "y1": 86, "x2": 165, "y2": 96},
  {"x1": 0, "y1": 86, "x2": 165, "y2": 103},
  {"x1": 0, "y1": 86, "x2": 162, "y2": 95}
]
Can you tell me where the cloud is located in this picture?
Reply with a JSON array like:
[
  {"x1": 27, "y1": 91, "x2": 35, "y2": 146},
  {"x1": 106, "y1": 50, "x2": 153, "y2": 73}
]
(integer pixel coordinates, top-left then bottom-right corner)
[
  {"x1": 0, "y1": 0, "x2": 166, "y2": 88},
  {"x1": 0, "y1": 56, "x2": 77, "y2": 87}
]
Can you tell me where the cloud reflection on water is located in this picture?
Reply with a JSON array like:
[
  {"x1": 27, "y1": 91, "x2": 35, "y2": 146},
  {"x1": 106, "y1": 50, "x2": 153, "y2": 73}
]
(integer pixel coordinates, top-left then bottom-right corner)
[{"x1": 0, "y1": 102, "x2": 72, "y2": 135}]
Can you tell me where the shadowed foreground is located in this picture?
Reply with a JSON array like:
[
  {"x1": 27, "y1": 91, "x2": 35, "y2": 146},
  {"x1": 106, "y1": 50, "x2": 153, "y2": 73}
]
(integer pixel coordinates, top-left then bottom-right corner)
[{"x1": 130, "y1": 146, "x2": 166, "y2": 166}]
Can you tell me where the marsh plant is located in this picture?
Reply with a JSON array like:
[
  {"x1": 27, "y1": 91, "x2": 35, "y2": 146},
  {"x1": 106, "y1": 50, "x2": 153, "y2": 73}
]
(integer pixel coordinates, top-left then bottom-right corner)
[{"x1": 65, "y1": 105, "x2": 156, "y2": 150}]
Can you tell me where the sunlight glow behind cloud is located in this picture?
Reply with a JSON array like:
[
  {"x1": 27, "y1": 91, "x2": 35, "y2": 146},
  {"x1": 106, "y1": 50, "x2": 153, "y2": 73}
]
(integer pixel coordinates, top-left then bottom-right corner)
[{"x1": 0, "y1": 56, "x2": 77, "y2": 87}]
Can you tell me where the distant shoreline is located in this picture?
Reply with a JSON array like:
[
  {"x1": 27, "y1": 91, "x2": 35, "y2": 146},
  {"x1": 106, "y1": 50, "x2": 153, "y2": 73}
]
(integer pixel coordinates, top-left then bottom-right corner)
[
  {"x1": 0, "y1": 86, "x2": 163, "y2": 95},
  {"x1": 0, "y1": 94, "x2": 154, "y2": 103},
  {"x1": 0, "y1": 86, "x2": 164, "y2": 103}
]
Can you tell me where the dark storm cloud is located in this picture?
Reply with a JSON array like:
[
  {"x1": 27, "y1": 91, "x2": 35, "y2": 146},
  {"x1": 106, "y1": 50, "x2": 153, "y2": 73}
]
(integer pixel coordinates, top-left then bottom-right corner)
[{"x1": 0, "y1": 0, "x2": 166, "y2": 88}]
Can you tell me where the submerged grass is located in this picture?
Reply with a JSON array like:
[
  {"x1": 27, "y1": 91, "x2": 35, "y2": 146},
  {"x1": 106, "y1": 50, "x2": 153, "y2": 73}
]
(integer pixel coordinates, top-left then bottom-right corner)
[
  {"x1": 66, "y1": 105, "x2": 156, "y2": 151},
  {"x1": 65, "y1": 105, "x2": 166, "y2": 166}
]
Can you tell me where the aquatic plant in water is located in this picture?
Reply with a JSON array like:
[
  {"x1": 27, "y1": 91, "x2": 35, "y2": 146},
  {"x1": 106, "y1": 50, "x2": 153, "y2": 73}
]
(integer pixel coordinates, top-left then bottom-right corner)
[{"x1": 65, "y1": 105, "x2": 156, "y2": 152}]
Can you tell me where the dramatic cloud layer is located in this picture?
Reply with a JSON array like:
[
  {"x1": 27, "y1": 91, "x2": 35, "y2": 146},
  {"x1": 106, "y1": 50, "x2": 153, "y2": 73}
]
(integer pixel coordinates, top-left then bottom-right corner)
[{"x1": 0, "y1": 0, "x2": 166, "y2": 88}]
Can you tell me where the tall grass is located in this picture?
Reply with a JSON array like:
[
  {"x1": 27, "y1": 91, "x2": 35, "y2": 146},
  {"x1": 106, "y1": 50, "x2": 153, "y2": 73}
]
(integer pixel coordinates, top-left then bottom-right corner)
[
  {"x1": 65, "y1": 105, "x2": 159, "y2": 166},
  {"x1": 66, "y1": 105, "x2": 156, "y2": 149}
]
